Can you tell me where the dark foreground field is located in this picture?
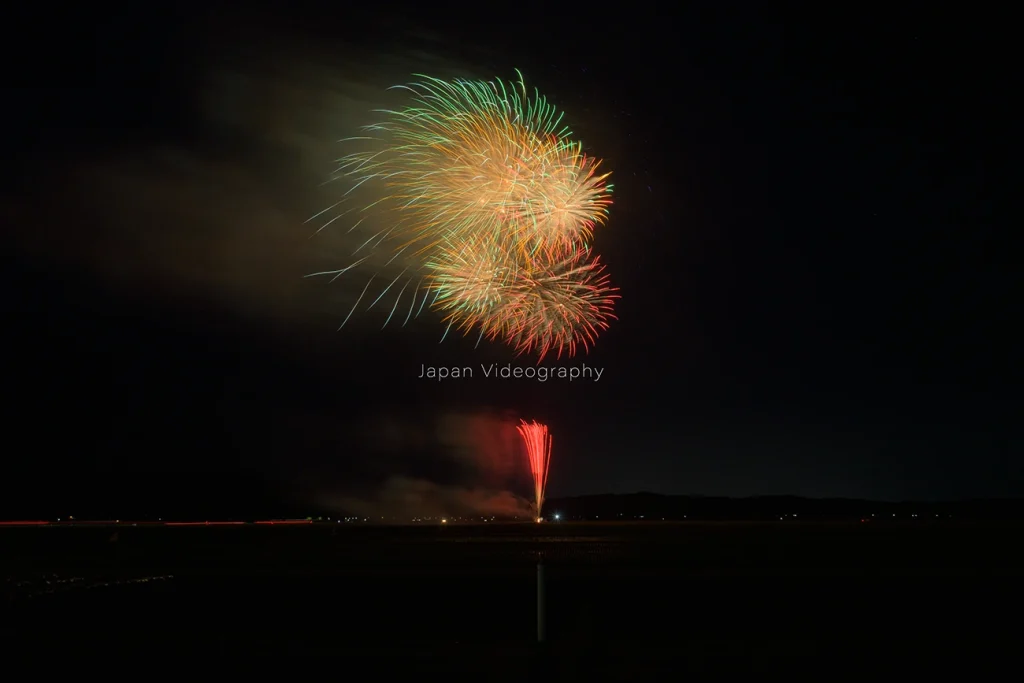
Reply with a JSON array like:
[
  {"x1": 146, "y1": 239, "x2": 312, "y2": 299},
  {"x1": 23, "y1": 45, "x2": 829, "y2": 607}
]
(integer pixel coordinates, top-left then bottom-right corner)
[{"x1": 3, "y1": 521, "x2": 1022, "y2": 672}]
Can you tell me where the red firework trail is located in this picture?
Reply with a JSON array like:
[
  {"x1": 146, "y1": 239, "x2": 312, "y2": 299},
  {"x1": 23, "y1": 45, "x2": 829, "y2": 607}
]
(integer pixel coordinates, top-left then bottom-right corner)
[{"x1": 517, "y1": 420, "x2": 552, "y2": 520}]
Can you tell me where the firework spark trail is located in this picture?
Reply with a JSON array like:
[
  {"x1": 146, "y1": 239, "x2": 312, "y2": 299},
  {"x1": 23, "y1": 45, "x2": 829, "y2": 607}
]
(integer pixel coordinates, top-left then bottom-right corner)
[
  {"x1": 309, "y1": 70, "x2": 618, "y2": 359},
  {"x1": 517, "y1": 420, "x2": 552, "y2": 519}
]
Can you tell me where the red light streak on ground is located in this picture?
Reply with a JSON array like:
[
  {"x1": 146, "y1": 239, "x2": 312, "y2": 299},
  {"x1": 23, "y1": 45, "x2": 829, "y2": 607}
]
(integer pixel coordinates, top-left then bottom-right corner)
[
  {"x1": 0, "y1": 521, "x2": 302, "y2": 527},
  {"x1": 517, "y1": 420, "x2": 552, "y2": 519}
]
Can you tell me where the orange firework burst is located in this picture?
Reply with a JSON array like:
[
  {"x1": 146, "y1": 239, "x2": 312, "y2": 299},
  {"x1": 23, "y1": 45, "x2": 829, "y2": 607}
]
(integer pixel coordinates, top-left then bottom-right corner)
[{"x1": 378, "y1": 75, "x2": 612, "y2": 261}]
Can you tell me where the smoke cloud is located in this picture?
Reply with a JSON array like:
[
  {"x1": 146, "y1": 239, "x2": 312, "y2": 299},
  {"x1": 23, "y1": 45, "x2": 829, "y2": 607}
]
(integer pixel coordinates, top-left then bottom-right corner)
[
  {"x1": 307, "y1": 409, "x2": 533, "y2": 519},
  {"x1": 5, "y1": 10, "x2": 486, "y2": 338},
  {"x1": 322, "y1": 477, "x2": 533, "y2": 519}
]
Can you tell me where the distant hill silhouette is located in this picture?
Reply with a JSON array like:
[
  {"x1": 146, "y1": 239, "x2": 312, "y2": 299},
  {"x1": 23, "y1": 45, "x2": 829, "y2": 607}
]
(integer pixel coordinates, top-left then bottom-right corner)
[{"x1": 542, "y1": 493, "x2": 1024, "y2": 521}]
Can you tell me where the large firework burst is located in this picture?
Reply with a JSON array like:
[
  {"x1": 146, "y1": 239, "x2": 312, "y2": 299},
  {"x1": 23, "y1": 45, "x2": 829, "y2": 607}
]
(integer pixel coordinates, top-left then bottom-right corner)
[{"x1": 309, "y1": 70, "x2": 618, "y2": 359}]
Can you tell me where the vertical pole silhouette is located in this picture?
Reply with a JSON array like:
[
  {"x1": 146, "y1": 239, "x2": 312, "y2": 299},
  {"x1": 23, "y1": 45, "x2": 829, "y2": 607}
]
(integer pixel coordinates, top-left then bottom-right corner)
[{"x1": 537, "y1": 558, "x2": 546, "y2": 642}]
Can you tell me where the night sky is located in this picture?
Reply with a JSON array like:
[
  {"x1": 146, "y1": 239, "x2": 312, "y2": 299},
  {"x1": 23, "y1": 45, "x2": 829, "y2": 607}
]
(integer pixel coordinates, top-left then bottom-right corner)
[{"x1": 3, "y1": 4, "x2": 1017, "y2": 518}]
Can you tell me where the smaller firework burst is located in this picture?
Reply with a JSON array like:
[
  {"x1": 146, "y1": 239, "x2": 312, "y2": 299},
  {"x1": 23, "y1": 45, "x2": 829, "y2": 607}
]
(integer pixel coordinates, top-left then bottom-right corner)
[
  {"x1": 498, "y1": 249, "x2": 618, "y2": 361},
  {"x1": 428, "y1": 239, "x2": 617, "y2": 360}
]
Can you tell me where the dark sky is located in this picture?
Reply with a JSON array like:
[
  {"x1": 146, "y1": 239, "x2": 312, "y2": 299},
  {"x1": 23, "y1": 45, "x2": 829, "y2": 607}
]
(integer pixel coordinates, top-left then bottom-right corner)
[{"x1": 2, "y1": 4, "x2": 1018, "y2": 517}]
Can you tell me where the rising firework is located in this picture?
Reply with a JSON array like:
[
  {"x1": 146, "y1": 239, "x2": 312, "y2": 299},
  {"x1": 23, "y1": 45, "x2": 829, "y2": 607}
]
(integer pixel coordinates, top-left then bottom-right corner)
[
  {"x1": 517, "y1": 420, "x2": 552, "y2": 520},
  {"x1": 308, "y1": 70, "x2": 617, "y2": 359}
]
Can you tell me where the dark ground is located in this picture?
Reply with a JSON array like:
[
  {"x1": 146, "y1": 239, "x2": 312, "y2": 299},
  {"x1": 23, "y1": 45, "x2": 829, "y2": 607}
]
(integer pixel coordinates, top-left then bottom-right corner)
[{"x1": 3, "y1": 522, "x2": 1021, "y2": 672}]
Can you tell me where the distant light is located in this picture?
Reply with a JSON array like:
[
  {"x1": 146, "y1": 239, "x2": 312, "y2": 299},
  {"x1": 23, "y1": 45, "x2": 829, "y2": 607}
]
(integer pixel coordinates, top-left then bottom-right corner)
[
  {"x1": 553, "y1": 513, "x2": 561, "y2": 521},
  {"x1": 441, "y1": 518, "x2": 448, "y2": 524}
]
